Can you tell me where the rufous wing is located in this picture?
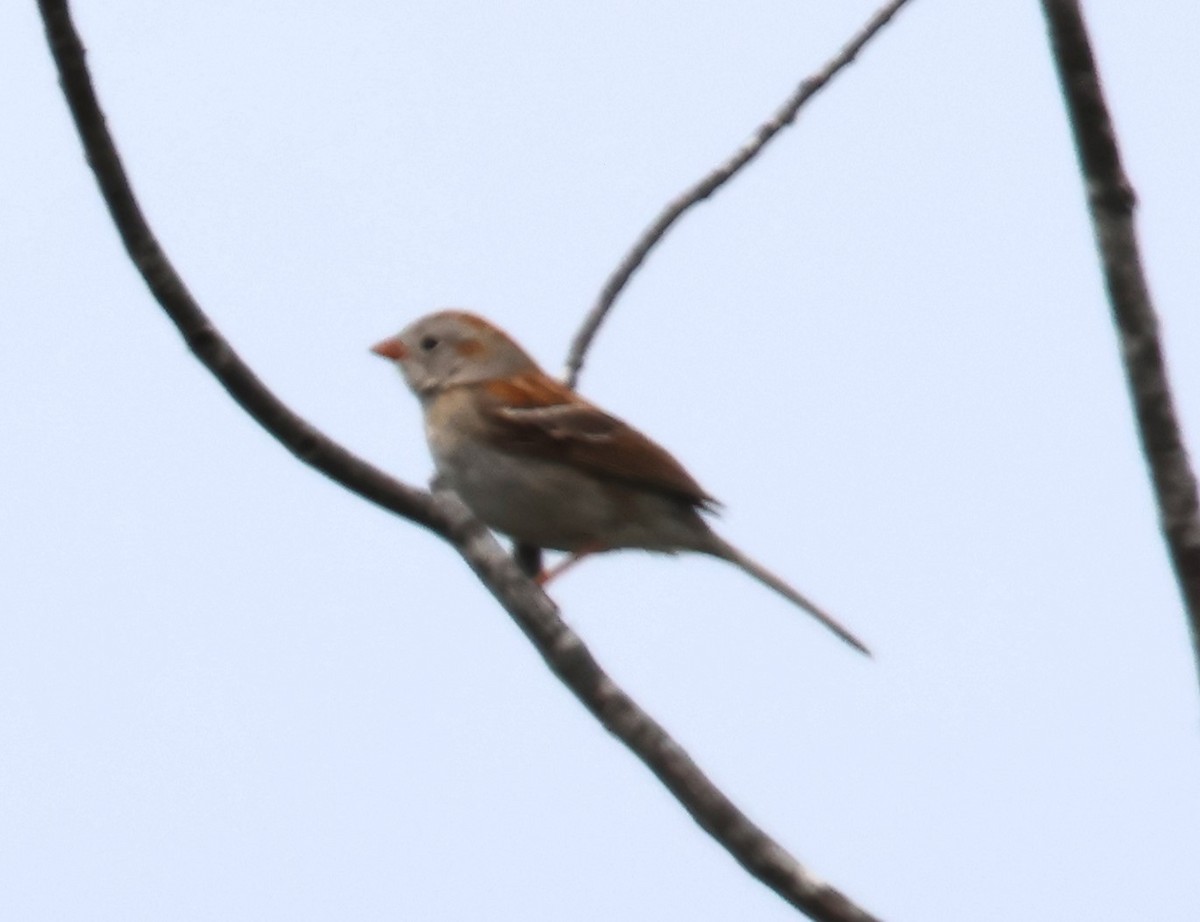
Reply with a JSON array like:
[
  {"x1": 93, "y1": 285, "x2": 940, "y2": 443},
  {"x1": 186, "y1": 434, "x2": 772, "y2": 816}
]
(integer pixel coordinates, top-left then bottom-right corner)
[{"x1": 478, "y1": 374, "x2": 719, "y2": 510}]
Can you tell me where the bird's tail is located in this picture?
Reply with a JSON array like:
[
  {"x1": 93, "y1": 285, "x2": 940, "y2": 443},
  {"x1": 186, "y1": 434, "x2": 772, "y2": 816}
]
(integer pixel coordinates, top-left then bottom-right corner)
[{"x1": 707, "y1": 534, "x2": 871, "y2": 657}]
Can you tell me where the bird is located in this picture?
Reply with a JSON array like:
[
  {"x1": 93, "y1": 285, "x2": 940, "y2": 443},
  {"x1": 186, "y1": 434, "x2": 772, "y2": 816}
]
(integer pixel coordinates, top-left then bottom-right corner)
[{"x1": 371, "y1": 309, "x2": 869, "y2": 655}]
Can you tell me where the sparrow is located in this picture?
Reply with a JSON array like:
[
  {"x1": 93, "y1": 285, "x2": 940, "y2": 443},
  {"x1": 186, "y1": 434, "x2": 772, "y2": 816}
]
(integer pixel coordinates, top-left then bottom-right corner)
[{"x1": 372, "y1": 310, "x2": 868, "y2": 655}]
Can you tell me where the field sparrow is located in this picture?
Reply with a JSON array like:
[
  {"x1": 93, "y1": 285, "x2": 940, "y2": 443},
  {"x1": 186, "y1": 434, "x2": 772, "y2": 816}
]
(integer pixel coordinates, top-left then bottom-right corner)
[{"x1": 372, "y1": 310, "x2": 868, "y2": 655}]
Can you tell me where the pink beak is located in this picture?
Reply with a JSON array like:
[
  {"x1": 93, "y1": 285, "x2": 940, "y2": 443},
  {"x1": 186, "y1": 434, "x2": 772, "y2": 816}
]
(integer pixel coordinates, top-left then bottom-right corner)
[{"x1": 370, "y1": 336, "x2": 407, "y2": 360}]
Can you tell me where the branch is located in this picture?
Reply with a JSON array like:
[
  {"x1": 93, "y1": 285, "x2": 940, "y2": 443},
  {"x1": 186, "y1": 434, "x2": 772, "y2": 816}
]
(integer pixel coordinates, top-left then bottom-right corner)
[
  {"x1": 1040, "y1": 0, "x2": 1200, "y2": 692},
  {"x1": 37, "y1": 2, "x2": 881, "y2": 918},
  {"x1": 563, "y1": 0, "x2": 914, "y2": 387}
]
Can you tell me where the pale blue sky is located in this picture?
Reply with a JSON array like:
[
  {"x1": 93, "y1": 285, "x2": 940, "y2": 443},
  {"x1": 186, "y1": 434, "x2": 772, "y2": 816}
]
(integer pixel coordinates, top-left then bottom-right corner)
[{"x1": 3, "y1": 2, "x2": 1199, "y2": 919}]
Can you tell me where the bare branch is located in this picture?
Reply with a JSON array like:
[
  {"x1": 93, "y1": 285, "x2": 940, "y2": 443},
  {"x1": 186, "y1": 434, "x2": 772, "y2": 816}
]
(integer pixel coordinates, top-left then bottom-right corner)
[
  {"x1": 37, "y1": 2, "x2": 881, "y2": 918},
  {"x1": 1040, "y1": 0, "x2": 1200, "y2": 690},
  {"x1": 564, "y1": 0, "x2": 914, "y2": 387}
]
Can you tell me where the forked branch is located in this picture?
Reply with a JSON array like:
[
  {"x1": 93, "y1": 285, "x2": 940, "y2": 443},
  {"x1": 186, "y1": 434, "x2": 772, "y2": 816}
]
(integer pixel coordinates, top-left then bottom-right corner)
[{"x1": 37, "y1": 0, "x2": 895, "y2": 917}]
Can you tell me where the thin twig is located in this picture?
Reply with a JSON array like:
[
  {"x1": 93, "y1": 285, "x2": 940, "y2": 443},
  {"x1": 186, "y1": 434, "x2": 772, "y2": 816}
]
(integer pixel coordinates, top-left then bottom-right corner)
[
  {"x1": 37, "y1": 2, "x2": 882, "y2": 918},
  {"x1": 563, "y1": 0, "x2": 914, "y2": 387},
  {"x1": 1040, "y1": 0, "x2": 1200, "y2": 691}
]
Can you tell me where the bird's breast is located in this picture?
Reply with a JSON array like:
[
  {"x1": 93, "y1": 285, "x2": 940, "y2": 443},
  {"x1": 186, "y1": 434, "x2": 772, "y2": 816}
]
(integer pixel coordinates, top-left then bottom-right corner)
[{"x1": 421, "y1": 388, "x2": 709, "y2": 553}]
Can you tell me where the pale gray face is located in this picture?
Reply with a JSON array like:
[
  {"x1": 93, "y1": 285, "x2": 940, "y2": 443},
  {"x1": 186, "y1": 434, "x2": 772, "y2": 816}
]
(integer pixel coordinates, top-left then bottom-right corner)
[
  {"x1": 372, "y1": 310, "x2": 540, "y2": 399},
  {"x1": 394, "y1": 313, "x2": 481, "y2": 396}
]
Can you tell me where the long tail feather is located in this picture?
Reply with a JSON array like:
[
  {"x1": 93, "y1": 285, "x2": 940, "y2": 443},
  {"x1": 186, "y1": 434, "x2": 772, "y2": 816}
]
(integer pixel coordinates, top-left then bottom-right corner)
[{"x1": 707, "y1": 535, "x2": 871, "y2": 657}]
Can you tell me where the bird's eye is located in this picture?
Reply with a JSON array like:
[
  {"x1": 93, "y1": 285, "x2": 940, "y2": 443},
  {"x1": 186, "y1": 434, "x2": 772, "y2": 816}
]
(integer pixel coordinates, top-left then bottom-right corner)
[{"x1": 419, "y1": 336, "x2": 439, "y2": 351}]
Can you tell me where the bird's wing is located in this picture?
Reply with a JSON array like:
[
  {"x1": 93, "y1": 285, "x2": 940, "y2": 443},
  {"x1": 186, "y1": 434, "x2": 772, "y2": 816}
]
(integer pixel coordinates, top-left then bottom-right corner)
[{"x1": 477, "y1": 374, "x2": 719, "y2": 510}]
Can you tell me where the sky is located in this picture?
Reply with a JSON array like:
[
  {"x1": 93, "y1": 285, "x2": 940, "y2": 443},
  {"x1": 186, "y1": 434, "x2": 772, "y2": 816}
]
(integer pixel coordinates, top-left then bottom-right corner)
[{"x1": 3, "y1": 1, "x2": 1199, "y2": 920}]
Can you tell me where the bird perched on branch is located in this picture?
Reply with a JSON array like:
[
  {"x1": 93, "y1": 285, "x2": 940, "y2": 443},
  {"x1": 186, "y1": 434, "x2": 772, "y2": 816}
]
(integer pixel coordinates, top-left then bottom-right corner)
[{"x1": 372, "y1": 309, "x2": 868, "y2": 655}]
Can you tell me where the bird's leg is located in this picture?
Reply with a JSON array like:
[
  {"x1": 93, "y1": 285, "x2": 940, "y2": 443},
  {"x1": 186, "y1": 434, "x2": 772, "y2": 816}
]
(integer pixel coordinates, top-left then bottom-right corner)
[
  {"x1": 535, "y1": 543, "x2": 606, "y2": 585},
  {"x1": 513, "y1": 543, "x2": 543, "y2": 579}
]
